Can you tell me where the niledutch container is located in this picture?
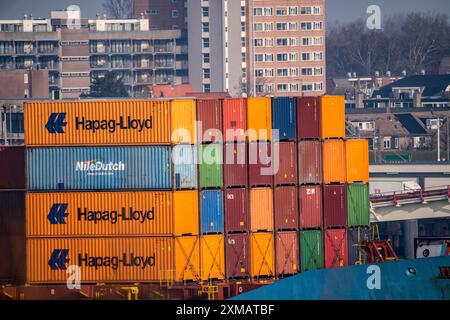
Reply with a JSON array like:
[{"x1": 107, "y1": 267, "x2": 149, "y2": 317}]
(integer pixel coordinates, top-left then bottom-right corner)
[
  {"x1": 223, "y1": 98, "x2": 247, "y2": 142},
  {"x1": 174, "y1": 235, "x2": 200, "y2": 282},
  {"x1": 0, "y1": 234, "x2": 25, "y2": 284},
  {"x1": 223, "y1": 142, "x2": 248, "y2": 188},
  {"x1": 250, "y1": 232, "x2": 275, "y2": 278},
  {"x1": 0, "y1": 191, "x2": 25, "y2": 234},
  {"x1": 345, "y1": 139, "x2": 369, "y2": 183},
  {"x1": 199, "y1": 144, "x2": 223, "y2": 189},
  {"x1": 225, "y1": 233, "x2": 250, "y2": 279},
  {"x1": 271, "y1": 97, "x2": 296, "y2": 141},
  {"x1": 348, "y1": 227, "x2": 370, "y2": 265},
  {"x1": 200, "y1": 190, "x2": 224, "y2": 234},
  {"x1": 300, "y1": 230, "x2": 324, "y2": 272},
  {"x1": 322, "y1": 139, "x2": 346, "y2": 184},
  {"x1": 323, "y1": 184, "x2": 347, "y2": 229},
  {"x1": 324, "y1": 228, "x2": 348, "y2": 269},
  {"x1": 274, "y1": 142, "x2": 297, "y2": 186},
  {"x1": 347, "y1": 183, "x2": 370, "y2": 227},
  {"x1": 26, "y1": 146, "x2": 172, "y2": 191},
  {"x1": 196, "y1": 99, "x2": 223, "y2": 143},
  {"x1": 250, "y1": 188, "x2": 273, "y2": 232},
  {"x1": 298, "y1": 141, "x2": 322, "y2": 184},
  {"x1": 320, "y1": 96, "x2": 345, "y2": 139},
  {"x1": 172, "y1": 144, "x2": 198, "y2": 189},
  {"x1": 274, "y1": 186, "x2": 298, "y2": 231},
  {"x1": 24, "y1": 100, "x2": 172, "y2": 146},
  {"x1": 200, "y1": 234, "x2": 225, "y2": 280},
  {"x1": 171, "y1": 99, "x2": 197, "y2": 144},
  {"x1": 275, "y1": 231, "x2": 299, "y2": 275},
  {"x1": 249, "y1": 142, "x2": 273, "y2": 187},
  {"x1": 297, "y1": 97, "x2": 320, "y2": 140},
  {"x1": 0, "y1": 147, "x2": 25, "y2": 190},
  {"x1": 224, "y1": 188, "x2": 249, "y2": 233},
  {"x1": 26, "y1": 191, "x2": 199, "y2": 237},
  {"x1": 299, "y1": 185, "x2": 322, "y2": 230},
  {"x1": 247, "y1": 98, "x2": 272, "y2": 142}
]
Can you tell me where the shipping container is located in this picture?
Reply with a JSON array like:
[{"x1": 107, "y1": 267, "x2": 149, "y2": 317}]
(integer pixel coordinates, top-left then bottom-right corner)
[
  {"x1": 223, "y1": 142, "x2": 248, "y2": 188},
  {"x1": 323, "y1": 184, "x2": 347, "y2": 228},
  {"x1": 250, "y1": 232, "x2": 275, "y2": 278},
  {"x1": 27, "y1": 237, "x2": 174, "y2": 283},
  {"x1": 225, "y1": 233, "x2": 250, "y2": 279},
  {"x1": 174, "y1": 235, "x2": 200, "y2": 282},
  {"x1": 172, "y1": 144, "x2": 198, "y2": 189},
  {"x1": 322, "y1": 139, "x2": 346, "y2": 184},
  {"x1": 0, "y1": 191, "x2": 25, "y2": 234},
  {"x1": 26, "y1": 191, "x2": 199, "y2": 237},
  {"x1": 271, "y1": 97, "x2": 296, "y2": 141},
  {"x1": 0, "y1": 234, "x2": 25, "y2": 284},
  {"x1": 247, "y1": 97, "x2": 272, "y2": 142},
  {"x1": 200, "y1": 190, "x2": 224, "y2": 234},
  {"x1": 297, "y1": 97, "x2": 320, "y2": 140},
  {"x1": 0, "y1": 147, "x2": 25, "y2": 190},
  {"x1": 274, "y1": 141, "x2": 297, "y2": 186},
  {"x1": 196, "y1": 99, "x2": 223, "y2": 143},
  {"x1": 250, "y1": 188, "x2": 274, "y2": 232},
  {"x1": 300, "y1": 230, "x2": 324, "y2": 272},
  {"x1": 274, "y1": 186, "x2": 298, "y2": 231},
  {"x1": 198, "y1": 144, "x2": 223, "y2": 189},
  {"x1": 24, "y1": 100, "x2": 171, "y2": 146},
  {"x1": 223, "y1": 98, "x2": 247, "y2": 142},
  {"x1": 346, "y1": 139, "x2": 369, "y2": 183},
  {"x1": 275, "y1": 231, "x2": 299, "y2": 275},
  {"x1": 324, "y1": 228, "x2": 348, "y2": 269},
  {"x1": 320, "y1": 96, "x2": 345, "y2": 139},
  {"x1": 347, "y1": 183, "x2": 370, "y2": 227},
  {"x1": 298, "y1": 140, "x2": 322, "y2": 184},
  {"x1": 171, "y1": 99, "x2": 197, "y2": 144},
  {"x1": 224, "y1": 188, "x2": 249, "y2": 233},
  {"x1": 26, "y1": 146, "x2": 172, "y2": 191},
  {"x1": 348, "y1": 227, "x2": 370, "y2": 265},
  {"x1": 299, "y1": 185, "x2": 322, "y2": 230},
  {"x1": 249, "y1": 142, "x2": 273, "y2": 187},
  {"x1": 200, "y1": 234, "x2": 225, "y2": 280}
]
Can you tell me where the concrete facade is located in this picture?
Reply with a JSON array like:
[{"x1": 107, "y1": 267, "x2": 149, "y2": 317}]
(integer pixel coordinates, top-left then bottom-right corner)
[{"x1": 0, "y1": 70, "x2": 49, "y2": 99}]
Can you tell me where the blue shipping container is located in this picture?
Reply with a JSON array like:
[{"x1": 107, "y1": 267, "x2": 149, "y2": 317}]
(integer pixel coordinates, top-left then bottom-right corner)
[
  {"x1": 348, "y1": 227, "x2": 370, "y2": 265},
  {"x1": 27, "y1": 146, "x2": 172, "y2": 191},
  {"x1": 271, "y1": 97, "x2": 297, "y2": 141},
  {"x1": 200, "y1": 190, "x2": 224, "y2": 234},
  {"x1": 172, "y1": 144, "x2": 197, "y2": 189}
]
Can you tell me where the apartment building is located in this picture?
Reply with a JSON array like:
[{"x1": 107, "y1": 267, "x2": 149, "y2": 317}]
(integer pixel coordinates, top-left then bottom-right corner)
[
  {"x1": 0, "y1": 69, "x2": 49, "y2": 99},
  {"x1": 133, "y1": 0, "x2": 187, "y2": 32}
]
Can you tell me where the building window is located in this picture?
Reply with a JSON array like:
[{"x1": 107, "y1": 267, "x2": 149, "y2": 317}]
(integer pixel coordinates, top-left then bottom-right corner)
[
  {"x1": 255, "y1": 54, "x2": 264, "y2": 62},
  {"x1": 264, "y1": 69, "x2": 274, "y2": 77},
  {"x1": 264, "y1": 23, "x2": 273, "y2": 31},
  {"x1": 289, "y1": 38, "x2": 297, "y2": 46},
  {"x1": 203, "y1": 84, "x2": 211, "y2": 92},
  {"x1": 314, "y1": 67, "x2": 323, "y2": 75},
  {"x1": 277, "y1": 68, "x2": 288, "y2": 77},
  {"x1": 203, "y1": 53, "x2": 210, "y2": 64},
  {"x1": 300, "y1": 7, "x2": 312, "y2": 15},
  {"x1": 241, "y1": 37, "x2": 246, "y2": 47},
  {"x1": 255, "y1": 69, "x2": 264, "y2": 77},
  {"x1": 254, "y1": 39, "x2": 263, "y2": 47},
  {"x1": 254, "y1": 23, "x2": 264, "y2": 31},
  {"x1": 302, "y1": 53, "x2": 312, "y2": 61},
  {"x1": 264, "y1": 38, "x2": 273, "y2": 46},
  {"x1": 289, "y1": 22, "x2": 298, "y2": 30},
  {"x1": 264, "y1": 8, "x2": 273, "y2": 16},
  {"x1": 289, "y1": 7, "x2": 298, "y2": 15},
  {"x1": 241, "y1": 52, "x2": 246, "y2": 62},
  {"x1": 172, "y1": 10, "x2": 179, "y2": 18},
  {"x1": 256, "y1": 84, "x2": 264, "y2": 93},
  {"x1": 203, "y1": 68, "x2": 210, "y2": 79},
  {"x1": 302, "y1": 68, "x2": 313, "y2": 76},
  {"x1": 202, "y1": 7, "x2": 209, "y2": 17},
  {"x1": 276, "y1": 53, "x2": 288, "y2": 61},
  {"x1": 241, "y1": 22, "x2": 246, "y2": 32},
  {"x1": 276, "y1": 8, "x2": 288, "y2": 16},
  {"x1": 314, "y1": 22, "x2": 323, "y2": 30},
  {"x1": 276, "y1": 38, "x2": 288, "y2": 46},
  {"x1": 253, "y1": 8, "x2": 263, "y2": 16},
  {"x1": 314, "y1": 6, "x2": 322, "y2": 15},
  {"x1": 276, "y1": 23, "x2": 287, "y2": 31},
  {"x1": 314, "y1": 52, "x2": 323, "y2": 61},
  {"x1": 202, "y1": 38, "x2": 210, "y2": 48},
  {"x1": 302, "y1": 37, "x2": 312, "y2": 46},
  {"x1": 302, "y1": 83, "x2": 313, "y2": 92},
  {"x1": 289, "y1": 53, "x2": 298, "y2": 61},
  {"x1": 241, "y1": 6, "x2": 245, "y2": 17},
  {"x1": 265, "y1": 54, "x2": 274, "y2": 62},
  {"x1": 301, "y1": 22, "x2": 312, "y2": 30},
  {"x1": 314, "y1": 82, "x2": 323, "y2": 91},
  {"x1": 290, "y1": 68, "x2": 299, "y2": 77},
  {"x1": 277, "y1": 83, "x2": 288, "y2": 92},
  {"x1": 202, "y1": 22, "x2": 209, "y2": 33},
  {"x1": 147, "y1": 10, "x2": 160, "y2": 15}
]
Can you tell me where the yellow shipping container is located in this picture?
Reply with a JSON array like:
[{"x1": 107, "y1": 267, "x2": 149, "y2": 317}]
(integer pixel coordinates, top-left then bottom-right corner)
[
  {"x1": 322, "y1": 139, "x2": 346, "y2": 184},
  {"x1": 320, "y1": 96, "x2": 345, "y2": 139},
  {"x1": 247, "y1": 97, "x2": 272, "y2": 141},
  {"x1": 200, "y1": 234, "x2": 225, "y2": 281},
  {"x1": 174, "y1": 236, "x2": 200, "y2": 282},
  {"x1": 249, "y1": 188, "x2": 274, "y2": 231},
  {"x1": 250, "y1": 232, "x2": 275, "y2": 278},
  {"x1": 345, "y1": 139, "x2": 369, "y2": 183},
  {"x1": 24, "y1": 100, "x2": 171, "y2": 146},
  {"x1": 171, "y1": 99, "x2": 197, "y2": 144}
]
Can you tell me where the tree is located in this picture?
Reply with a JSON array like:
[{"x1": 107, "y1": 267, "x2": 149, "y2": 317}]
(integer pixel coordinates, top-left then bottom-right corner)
[
  {"x1": 102, "y1": 0, "x2": 134, "y2": 19},
  {"x1": 88, "y1": 72, "x2": 130, "y2": 98}
]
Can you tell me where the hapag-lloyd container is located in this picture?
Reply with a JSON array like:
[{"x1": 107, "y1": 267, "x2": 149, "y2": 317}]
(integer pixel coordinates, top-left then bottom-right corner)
[
  {"x1": 323, "y1": 184, "x2": 347, "y2": 228},
  {"x1": 247, "y1": 98, "x2": 272, "y2": 142},
  {"x1": 348, "y1": 227, "x2": 370, "y2": 265},
  {"x1": 0, "y1": 234, "x2": 25, "y2": 283},
  {"x1": 275, "y1": 231, "x2": 299, "y2": 275},
  {"x1": 26, "y1": 146, "x2": 172, "y2": 191},
  {"x1": 299, "y1": 185, "x2": 322, "y2": 229},
  {"x1": 274, "y1": 142, "x2": 297, "y2": 186},
  {"x1": 298, "y1": 141, "x2": 322, "y2": 185},
  {"x1": 200, "y1": 234, "x2": 225, "y2": 280},
  {"x1": 196, "y1": 99, "x2": 223, "y2": 143},
  {"x1": 175, "y1": 235, "x2": 200, "y2": 282},
  {"x1": 297, "y1": 97, "x2": 320, "y2": 140},
  {"x1": 26, "y1": 190, "x2": 199, "y2": 237},
  {"x1": 320, "y1": 96, "x2": 345, "y2": 139},
  {"x1": 0, "y1": 191, "x2": 25, "y2": 234},
  {"x1": 223, "y1": 98, "x2": 247, "y2": 142},
  {"x1": 223, "y1": 142, "x2": 248, "y2": 188},
  {"x1": 250, "y1": 232, "x2": 275, "y2": 278},
  {"x1": 345, "y1": 139, "x2": 369, "y2": 183},
  {"x1": 0, "y1": 147, "x2": 25, "y2": 190},
  {"x1": 225, "y1": 233, "x2": 250, "y2": 279},
  {"x1": 249, "y1": 142, "x2": 273, "y2": 187},
  {"x1": 224, "y1": 188, "x2": 249, "y2": 233},
  {"x1": 274, "y1": 186, "x2": 298, "y2": 231},
  {"x1": 250, "y1": 188, "x2": 274, "y2": 232},
  {"x1": 300, "y1": 230, "x2": 324, "y2": 272},
  {"x1": 199, "y1": 144, "x2": 223, "y2": 189},
  {"x1": 24, "y1": 100, "x2": 172, "y2": 146},
  {"x1": 200, "y1": 190, "x2": 224, "y2": 234},
  {"x1": 172, "y1": 144, "x2": 197, "y2": 189},
  {"x1": 347, "y1": 183, "x2": 370, "y2": 227},
  {"x1": 324, "y1": 228, "x2": 348, "y2": 269},
  {"x1": 271, "y1": 97, "x2": 296, "y2": 141},
  {"x1": 171, "y1": 99, "x2": 197, "y2": 144},
  {"x1": 322, "y1": 139, "x2": 346, "y2": 184}
]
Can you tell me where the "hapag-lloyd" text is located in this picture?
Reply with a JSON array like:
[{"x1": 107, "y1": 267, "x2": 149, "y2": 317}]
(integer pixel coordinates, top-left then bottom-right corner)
[
  {"x1": 78, "y1": 253, "x2": 155, "y2": 270},
  {"x1": 78, "y1": 207, "x2": 155, "y2": 224},
  {"x1": 75, "y1": 116, "x2": 153, "y2": 133}
]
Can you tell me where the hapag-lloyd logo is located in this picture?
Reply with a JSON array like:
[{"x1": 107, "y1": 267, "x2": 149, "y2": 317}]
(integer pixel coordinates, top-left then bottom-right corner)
[{"x1": 76, "y1": 160, "x2": 125, "y2": 176}]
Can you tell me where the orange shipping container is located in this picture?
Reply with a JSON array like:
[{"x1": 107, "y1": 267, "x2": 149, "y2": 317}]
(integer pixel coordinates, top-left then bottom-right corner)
[
  {"x1": 250, "y1": 232, "x2": 275, "y2": 278},
  {"x1": 26, "y1": 191, "x2": 199, "y2": 237},
  {"x1": 320, "y1": 96, "x2": 345, "y2": 139},
  {"x1": 200, "y1": 234, "x2": 225, "y2": 281},
  {"x1": 322, "y1": 140, "x2": 346, "y2": 184},
  {"x1": 174, "y1": 236, "x2": 200, "y2": 282},
  {"x1": 171, "y1": 99, "x2": 197, "y2": 144},
  {"x1": 24, "y1": 100, "x2": 171, "y2": 146},
  {"x1": 247, "y1": 98, "x2": 272, "y2": 142},
  {"x1": 345, "y1": 139, "x2": 369, "y2": 183},
  {"x1": 250, "y1": 188, "x2": 274, "y2": 231}
]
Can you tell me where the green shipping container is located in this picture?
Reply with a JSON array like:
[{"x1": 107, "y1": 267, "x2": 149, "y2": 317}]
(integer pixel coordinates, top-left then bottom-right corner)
[
  {"x1": 347, "y1": 183, "x2": 370, "y2": 227},
  {"x1": 199, "y1": 144, "x2": 223, "y2": 188},
  {"x1": 300, "y1": 230, "x2": 323, "y2": 272}
]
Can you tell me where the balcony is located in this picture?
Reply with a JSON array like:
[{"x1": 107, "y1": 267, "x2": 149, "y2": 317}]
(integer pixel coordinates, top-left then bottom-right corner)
[
  {"x1": 37, "y1": 48, "x2": 58, "y2": 55},
  {"x1": 154, "y1": 61, "x2": 175, "y2": 69},
  {"x1": 90, "y1": 63, "x2": 110, "y2": 69},
  {"x1": 0, "y1": 63, "x2": 15, "y2": 70},
  {"x1": 110, "y1": 63, "x2": 132, "y2": 69},
  {"x1": 110, "y1": 48, "x2": 132, "y2": 54},
  {"x1": 0, "y1": 48, "x2": 15, "y2": 55},
  {"x1": 154, "y1": 45, "x2": 175, "y2": 54}
]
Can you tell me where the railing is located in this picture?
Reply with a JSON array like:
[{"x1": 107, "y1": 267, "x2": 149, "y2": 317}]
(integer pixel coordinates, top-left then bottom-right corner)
[{"x1": 370, "y1": 185, "x2": 450, "y2": 208}]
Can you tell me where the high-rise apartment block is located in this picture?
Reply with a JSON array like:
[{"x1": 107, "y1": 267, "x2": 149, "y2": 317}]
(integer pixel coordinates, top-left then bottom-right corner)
[{"x1": 133, "y1": 0, "x2": 187, "y2": 32}]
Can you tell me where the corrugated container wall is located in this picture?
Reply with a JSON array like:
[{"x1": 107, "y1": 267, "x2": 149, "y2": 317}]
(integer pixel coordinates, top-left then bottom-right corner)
[
  {"x1": 297, "y1": 97, "x2": 320, "y2": 140},
  {"x1": 324, "y1": 228, "x2": 348, "y2": 269},
  {"x1": 0, "y1": 191, "x2": 25, "y2": 234},
  {"x1": 174, "y1": 236, "x2": 200, "y2": 282},
  {"x1": 249, "y1": 142, "x2": 273, "y2": 187},
  {"x1": 171, "y1": 99, "x2": 196, "y2": 144},
  {"x1": 200, "y1": 190, "x2": 224, "y2": 234},
  {"x1": 173, "y1": 191, "x2": 199, "y2": 236},
  {"x1": 320, "y1": 96, "x2": 345, "y2": 139},
  {"x1": 300, "y1": 230, "x2": 324, "y2": 272},
  {"x1": 250, "y1": 188, "x2": 274, "y2": 232},
  {"x1": 322, "y1": 140, "x2": 346, "y2": 184},
  {"x1": 24, "y1": 100, "x2": 171, "y2": 146},
  {"x1": 200, "y1": 234, "x2": 225, "y2": 281},
  {"x1": 323, "y1": 184, "x2": 347, "y2": 228},
  {"x1": 223, "y1": 142, "x2": 248, "y2": 188},
  {"x1": 26, "y1": 146, "x2": 172, "y2": 191},
  {"x1": 274, "y1": 186, "x2": 298, "y2": 231},
  {"x1": 196, "y1": 99, "x2": 223, "y2": 143},
  {"x1": 345, "y1": 139, "x2": 369, "y2": 183},
  {"x1": 0, "y1": 147, "x2": 25, "y2": 190},
  {"x1": 198, "y1": 144, "x2": 223, "y2": 189},
  {"x1": 172, "y1": 145, "x2": 198, "y2": 189},
  {"x1": 298, "y1": 141, "x2": 322, "y2": 184},
  {"x1": 271, "y1": 97, "x2": 296, "y2": 141},
  {"x1": 0, "y1": 234, "x2": 25, "y2": 284},
  {"x1": 275, "y1": 231, "x2": 299, "y2": 275},
  {"x1": 223, "y1": 98, "x2": 247, "y2": 142},
  {"x1": 299, "y1": 185, "x2": 322, "y2": 230},
  {"x1": 225, "y1": 233, "x2": 250, "y2": 279},
  {"x1": 250, "y1": 232, "x2": 275, "y2": 278},
  {"x1": 224, "y1": 188, "x2": 249, "y2": 233},
  {"x1": 347, "y1": 184, "x2": 370, "y2": 227},
  {"x1": 247, "y1": 98, "x2": 272, "y2": 142},
  {"x1": 274, "y1": 142, "x2": 297, "y2": 186},
  {"x1": 348, "y1": 227, "x2": 370, "y2": 265}
]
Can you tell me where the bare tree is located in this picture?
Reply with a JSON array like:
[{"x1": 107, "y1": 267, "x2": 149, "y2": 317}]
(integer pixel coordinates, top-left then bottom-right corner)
[{"x1": 102, "y1": 0, "x2": 134, "y2": 19}]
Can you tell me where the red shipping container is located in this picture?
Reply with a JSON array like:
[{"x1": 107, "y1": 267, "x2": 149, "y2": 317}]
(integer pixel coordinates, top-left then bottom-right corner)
[
  {"x1": 275, "y1": 231, "x2": 299, "y2": 275},
  {"x1": 297, "y1": 97, "x2": 320, "y2": 139},
  {"x1": 0, "y1": 191, "x2": 25, "y2": 235},
  {"x1": 274, "y1": 142, "x2": 297, "y2": 186},
  {"x1": 274, "y1": 186, "x2": 298, "y2": 230},
  {"x1": 224, "y1": 188, "x2": 249, "y2": 232},
  {"x1": 225, "y1": 233, "x2": 250, "y2": 279},
  {"x1": 323, "y1": 184, "x2": 347, "y2": 228},
  {"x1": 223, "y1": 98, "x2": 247, "y2": 142},
  {"x1": 324, "y1": 229, "x2": 348, "y2": 268},
  {"x1": 249, "y1": 142, "x2": 273, "y2": 187},
  {"x1": 196, "y1": 99, "x2": 223, "y2": 143},
  {"x1": 0, "y1": 147, "x2": 25, "y2": 190},
  {"x1": 299, "y1": 185, "x2": 322, "y2": 229},
  {"x1": 298, "y1": 141, "x2": 322, "y2": 185},
  {"x1": 223, "y1": 142, "x2": 248, "y2": 188}
]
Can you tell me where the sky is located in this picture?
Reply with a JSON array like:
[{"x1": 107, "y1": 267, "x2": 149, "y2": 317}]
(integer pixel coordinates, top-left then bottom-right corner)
[{"x1": 0, "y1": 0, "x2": 449, "y2": 22}]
